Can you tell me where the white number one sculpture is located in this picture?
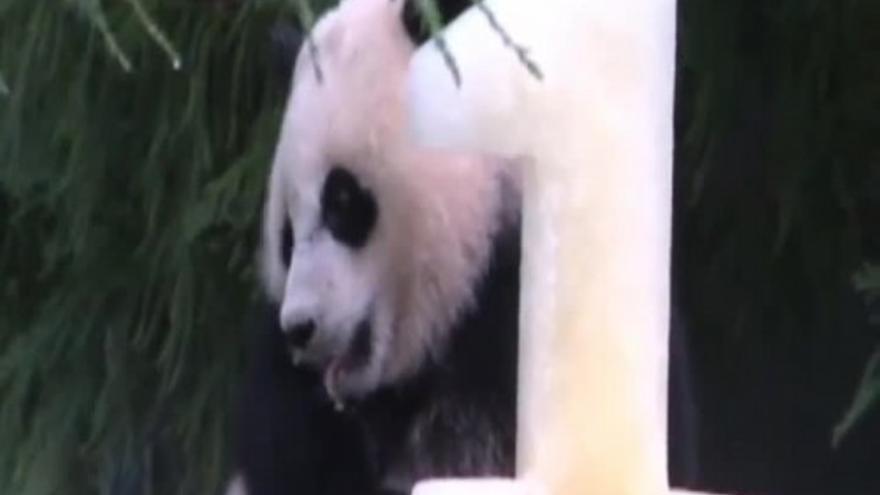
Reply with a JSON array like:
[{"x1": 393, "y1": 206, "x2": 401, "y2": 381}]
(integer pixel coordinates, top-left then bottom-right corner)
[{"x1": 404, "y1": 0, "x2": 694, "y2": 494}]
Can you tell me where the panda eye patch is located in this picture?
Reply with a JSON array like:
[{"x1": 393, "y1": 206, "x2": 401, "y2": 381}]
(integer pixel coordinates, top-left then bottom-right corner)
[
  {"x1": 320, "y1": 166, "x2": 377, "y2": 248},
  {"x1": 280, "y1": 216, "x2": 294, "y2": 268}
]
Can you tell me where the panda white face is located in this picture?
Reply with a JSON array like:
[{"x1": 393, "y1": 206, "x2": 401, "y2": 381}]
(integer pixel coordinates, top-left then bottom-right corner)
[
  {"x1": 280, "y1": 166, "x2": 378, "y2": 353},
  {"x1": 259, "y1": 0, "x2": 516, "y2": 403},
  {"x1": 275, "y1": 161, "x2": 391, "y2": 402}
]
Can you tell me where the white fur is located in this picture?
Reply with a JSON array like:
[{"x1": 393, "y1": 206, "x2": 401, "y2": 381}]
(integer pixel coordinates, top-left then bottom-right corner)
[{"x1": 259, "y1": 0, "x2": 518, "y2": 400}]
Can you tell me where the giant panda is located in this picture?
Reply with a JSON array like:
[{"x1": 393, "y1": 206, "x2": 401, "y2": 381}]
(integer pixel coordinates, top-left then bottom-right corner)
[
  {"x1": 228, "y1": 0, "x2": 704, "y2": 493},
  {"x1": 228, "y1": 0, "x2": 522, "y2": 494}
]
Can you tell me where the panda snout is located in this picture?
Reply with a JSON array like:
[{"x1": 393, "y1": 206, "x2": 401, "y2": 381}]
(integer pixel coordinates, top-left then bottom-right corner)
[{"x1": 283, "y1": 320, "x2": 316, "y2": 349}]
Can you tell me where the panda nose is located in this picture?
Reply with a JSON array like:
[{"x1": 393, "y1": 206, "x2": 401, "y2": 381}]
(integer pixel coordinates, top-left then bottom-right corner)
[{"x1": 284, "y1": 320, "x2": 316, "y2": 349}]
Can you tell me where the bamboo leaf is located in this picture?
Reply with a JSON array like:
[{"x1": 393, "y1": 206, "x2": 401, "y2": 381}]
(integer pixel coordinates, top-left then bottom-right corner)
[
  {"x1": 833, "y1": 348, "x2": 880, "y2": 447},
  {"x1": 125, "y1": 0, "x2": 181, "y2": 70}
]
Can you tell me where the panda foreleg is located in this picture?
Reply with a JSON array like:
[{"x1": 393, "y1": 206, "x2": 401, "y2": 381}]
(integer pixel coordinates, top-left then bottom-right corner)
[{"x1": 233, "y1": 306, "x2": 378, "y2": 495}]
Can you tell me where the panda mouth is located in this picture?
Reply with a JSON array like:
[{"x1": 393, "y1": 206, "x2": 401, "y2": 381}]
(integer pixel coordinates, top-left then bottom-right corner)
[{"x1": 324, "y1": 319, "x2": 372, "y2": 409}]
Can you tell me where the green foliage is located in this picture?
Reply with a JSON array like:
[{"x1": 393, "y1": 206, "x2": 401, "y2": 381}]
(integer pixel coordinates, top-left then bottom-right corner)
[
  {"x1": 834, "y1": 264, "x2": 880, "y2": 445},
  {"x1": 0, "y1": 0, "x2": 334, "y2": 493},
  {"x1": 676, "y1": 0, "x2": 880, "y2": 445}
]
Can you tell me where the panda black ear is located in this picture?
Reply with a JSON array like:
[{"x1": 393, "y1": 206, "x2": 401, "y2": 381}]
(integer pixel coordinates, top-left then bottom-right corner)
[
  {"x1": 401, "y1": 1, "x2": 429, "y2": 45},
  {"x1": 269, "y1": 20, "x2": 305, "y2": 89},
  {"x1": 402, "y1": 0, "x2": 475, "y2": 46}
]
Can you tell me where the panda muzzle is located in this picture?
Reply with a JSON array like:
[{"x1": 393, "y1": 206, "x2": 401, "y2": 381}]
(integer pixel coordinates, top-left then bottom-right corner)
[{"x1": 323, "y1": 319, "x2": 373, "y2": 410}]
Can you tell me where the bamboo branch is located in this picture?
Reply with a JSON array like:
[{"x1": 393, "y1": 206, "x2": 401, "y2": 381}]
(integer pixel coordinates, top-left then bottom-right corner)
[
  {"x1": 84, "y1": 0, "x2": 134, "y2": 72},
  {"x1": 415, "y1": 0, "x2": 462, "y2": 86},
  {"x1": 472, "y1": 1, "x2": 542, "y2": 80},
  {"x1": 125, "y1": 0, "x2": 182, "y2": 70}
]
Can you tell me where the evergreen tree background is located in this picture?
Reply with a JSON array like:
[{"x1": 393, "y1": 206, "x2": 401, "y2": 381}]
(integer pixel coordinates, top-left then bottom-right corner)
[
  {"x1": 674, "y1": 2, "x2": 879, "y2": 492},
  {"x1": 0, "y1": 1, "x2": 877, "y2": 494},
  {"x1": 1, "y1": 1, "x2": 333, "y2": 493}
]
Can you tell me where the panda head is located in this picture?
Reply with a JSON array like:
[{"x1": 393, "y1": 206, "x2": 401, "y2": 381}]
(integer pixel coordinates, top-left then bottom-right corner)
[{"x1": 260, "y1": 0, "x2": 517, "y2": 402}]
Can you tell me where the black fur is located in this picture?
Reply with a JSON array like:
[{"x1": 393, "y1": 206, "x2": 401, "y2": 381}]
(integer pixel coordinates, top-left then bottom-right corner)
[
  {"x1": 281, "y1": 217, "x2": 294, "y2": 268},
  {"x1": 234, "y1": 304, "x2": 373, "y2": 495},
  {"x1": 668, "y1": 305, "x2": 700, "y2": 488},
  {"x1": 402, "y1": 0, "x2": 475, "y2": 45},
  {"x1": 269, "y1": 21, "x2": 304, "y2": 89},
  {"x1": 268, "y1": 0, "x2": 477, "y2": 90},
  {"x1": 233, "y1": 218, "x2": 521, "y2": 495},
  {"x1": 321, "y1": 167, "x2": 379, "y2": 250}
]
